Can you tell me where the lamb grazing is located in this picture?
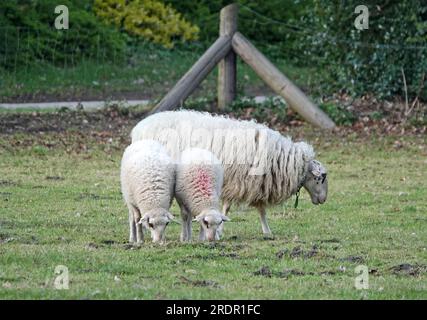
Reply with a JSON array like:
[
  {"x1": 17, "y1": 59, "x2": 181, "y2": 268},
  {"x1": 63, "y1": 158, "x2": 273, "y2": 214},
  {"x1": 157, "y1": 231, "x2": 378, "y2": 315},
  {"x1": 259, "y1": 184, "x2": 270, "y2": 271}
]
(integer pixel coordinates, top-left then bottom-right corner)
[
  {"x1": 131, "y1": 110, "x2": 328, "y2": 236},
  {"x1": 175, "y1": 148, "x2": 229, "y2": 242},
  {"x1": 120, "y1": 140, "x2": 178, "y2": 244}
]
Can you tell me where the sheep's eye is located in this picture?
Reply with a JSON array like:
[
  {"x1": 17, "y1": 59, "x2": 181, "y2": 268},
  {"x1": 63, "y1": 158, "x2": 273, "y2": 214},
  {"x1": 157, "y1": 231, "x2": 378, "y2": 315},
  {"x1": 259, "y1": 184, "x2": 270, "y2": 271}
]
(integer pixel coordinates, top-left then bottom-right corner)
[
  {"x1": 321, "y1": 173, "x2": 327, "y2": 184},
  {"x1": 203, "y1": 220, "x2": 209, "y2": 228},
  {"x1": 148, "y1": 223, "x2": 154, "y2": 229}
]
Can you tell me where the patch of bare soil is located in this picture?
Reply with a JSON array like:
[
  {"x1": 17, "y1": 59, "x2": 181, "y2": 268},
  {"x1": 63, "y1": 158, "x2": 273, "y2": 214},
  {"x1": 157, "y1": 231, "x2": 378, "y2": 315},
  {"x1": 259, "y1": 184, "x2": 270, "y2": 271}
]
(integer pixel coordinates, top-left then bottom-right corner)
[
  {"x1": 253, "y1": 266, "x2": 341, "y2": 278},
  {"x1": 0, "y1": 97, "x2": 426, "y2": 155},
  {"x1": 390, "y1": 264, "x2": 427, "y2": 277},
  {"x1": 178, "y1": 275, "x2": 223, "y2": 289},
  {"x1": 1, "y1": 89, "x2": 158, "y2": 104},
  {"x1": 0, "y1": 105, "x2": 145, "y2": 135}
]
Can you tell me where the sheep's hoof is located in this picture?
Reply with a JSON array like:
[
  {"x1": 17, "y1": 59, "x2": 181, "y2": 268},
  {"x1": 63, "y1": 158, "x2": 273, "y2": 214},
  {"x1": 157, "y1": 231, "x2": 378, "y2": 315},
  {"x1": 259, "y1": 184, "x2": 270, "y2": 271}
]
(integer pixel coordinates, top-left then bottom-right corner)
[{"x1": 263, "y1": 234, "x2": 275, "y2": 240}]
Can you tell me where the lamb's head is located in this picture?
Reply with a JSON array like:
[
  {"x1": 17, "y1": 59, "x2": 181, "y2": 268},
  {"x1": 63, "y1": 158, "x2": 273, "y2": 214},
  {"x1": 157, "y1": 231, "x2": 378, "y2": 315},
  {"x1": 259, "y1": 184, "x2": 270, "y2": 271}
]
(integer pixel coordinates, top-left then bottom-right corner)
[
  {"x1": 193, "y1": 209, "x2": 230, "y2": 241},
  {"x1": 303, "y1": 160, "x2": 328, "y2": 205},
  {"x1": 138, "y1": 208, "x2": 178, "y2": 243}
]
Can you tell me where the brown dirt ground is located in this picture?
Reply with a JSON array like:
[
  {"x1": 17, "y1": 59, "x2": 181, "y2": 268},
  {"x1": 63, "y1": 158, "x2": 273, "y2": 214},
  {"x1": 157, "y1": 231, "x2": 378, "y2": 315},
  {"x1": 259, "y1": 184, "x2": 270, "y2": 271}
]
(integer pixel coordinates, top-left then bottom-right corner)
[{"x1": 0, "y1": 97, "x2": 425, "y2": 156}]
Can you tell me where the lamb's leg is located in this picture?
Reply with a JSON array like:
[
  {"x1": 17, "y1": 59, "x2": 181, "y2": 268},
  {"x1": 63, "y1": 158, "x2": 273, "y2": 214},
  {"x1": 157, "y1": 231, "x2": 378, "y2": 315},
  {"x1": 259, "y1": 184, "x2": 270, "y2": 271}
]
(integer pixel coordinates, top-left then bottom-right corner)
[
  {"x1": 179, "y1": 204, "x2": 192, "y2": 242},
  {"x1": 179, "y1": 211, "x2": 188, "y2": 242},
  {"x1": 257, "y1": 206, "x2": 272, "y2": 235},
  {"x1": 130, "y1": 205, "x2": 144, "y2": 244},
  {"x1": 186, "y1": 212, "x2": 192, "y2": 241},
  {"x1": 128, "y1": 209, "x2": 136, "y2": 243},
  {"x1": 217, "y1": 201, "x2": 231, "y2": 238},
  {"x1": 199, "y1": 225, "x2": 206, "y2": 241}
]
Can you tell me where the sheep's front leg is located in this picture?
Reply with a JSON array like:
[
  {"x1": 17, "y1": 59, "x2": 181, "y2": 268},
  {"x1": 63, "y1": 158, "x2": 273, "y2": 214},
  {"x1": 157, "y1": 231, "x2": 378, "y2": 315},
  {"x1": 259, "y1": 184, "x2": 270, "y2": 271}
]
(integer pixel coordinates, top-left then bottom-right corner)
[
  {"x1": 257, "y1": 206, "x2": 272, "y2": 235},
  {"x1": 217, "y1": 201, "x2": 231, "y2": 239}
]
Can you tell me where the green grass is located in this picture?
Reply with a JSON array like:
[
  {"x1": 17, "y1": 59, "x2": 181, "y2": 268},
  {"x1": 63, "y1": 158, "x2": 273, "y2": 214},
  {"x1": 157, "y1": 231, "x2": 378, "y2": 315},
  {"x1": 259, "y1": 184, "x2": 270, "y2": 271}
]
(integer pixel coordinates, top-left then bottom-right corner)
[
  {"x1": 0, "y1": 46, "x2": 319, "y2": 102},
  {"x1": 0, "y1": 107, "x2": 62, "y2": 114},
  {"x1": 0, "y1": 130, "x2": 426, "y2": 299}
]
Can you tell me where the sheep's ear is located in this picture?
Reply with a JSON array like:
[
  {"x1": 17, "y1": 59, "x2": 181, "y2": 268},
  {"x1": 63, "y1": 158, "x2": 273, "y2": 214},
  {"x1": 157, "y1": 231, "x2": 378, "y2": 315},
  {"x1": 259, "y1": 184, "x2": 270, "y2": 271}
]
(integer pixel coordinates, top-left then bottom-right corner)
[
  {"x1": 321, "y1": 172, "x2": 327, "y2": 183},
  {"x1": 308, "y1": 160, "x2": 323, "y2": 177},
  {"x1": 221, "y1": 215, "x2": 231, "y2": 222}
]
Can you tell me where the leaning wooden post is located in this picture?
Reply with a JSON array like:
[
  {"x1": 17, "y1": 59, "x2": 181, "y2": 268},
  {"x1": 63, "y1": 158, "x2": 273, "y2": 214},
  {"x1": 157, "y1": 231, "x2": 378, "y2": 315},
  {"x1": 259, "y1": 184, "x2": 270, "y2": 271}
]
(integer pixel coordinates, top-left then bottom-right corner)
[
  {"x1": 232, "y1": 32, "x2": 336, "y2": 129},
  {"x1": 217, "y1": 3, "x2": 238, "y2": 110},
  {"x1": 150, "y1": 36, "x2": 232, "y2": 114}
]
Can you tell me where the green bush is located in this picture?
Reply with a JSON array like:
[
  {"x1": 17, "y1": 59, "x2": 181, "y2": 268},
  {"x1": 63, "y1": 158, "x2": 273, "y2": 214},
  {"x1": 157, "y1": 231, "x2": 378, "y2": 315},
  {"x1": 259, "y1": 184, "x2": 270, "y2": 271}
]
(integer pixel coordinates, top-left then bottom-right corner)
[
  {"x1": 168, "y1": 1, "x2": 427, "y2": 101},
  {"x1": 319, "y1": 102, "x2": 357, "y2": 126},
  {"x1": 94, "y1": 0, "x2": 199, "y2": 48},
  {"x1": 0, "y1": 0, "x2": 127, "y2": 69},
  {"x1": 164, "y1": 0, "x2": 309, "y2": 58},
  {"x1": 300, "y1": 1, "x2": 427, "y2": 100}
]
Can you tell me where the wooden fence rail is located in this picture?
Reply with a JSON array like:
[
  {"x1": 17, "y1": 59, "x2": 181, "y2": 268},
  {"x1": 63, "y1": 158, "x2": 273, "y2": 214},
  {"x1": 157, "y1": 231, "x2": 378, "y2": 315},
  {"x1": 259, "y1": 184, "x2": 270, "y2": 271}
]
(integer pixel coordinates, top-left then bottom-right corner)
[{"x1": 150, "y1": 3, "x2": 335, "y2": 129}]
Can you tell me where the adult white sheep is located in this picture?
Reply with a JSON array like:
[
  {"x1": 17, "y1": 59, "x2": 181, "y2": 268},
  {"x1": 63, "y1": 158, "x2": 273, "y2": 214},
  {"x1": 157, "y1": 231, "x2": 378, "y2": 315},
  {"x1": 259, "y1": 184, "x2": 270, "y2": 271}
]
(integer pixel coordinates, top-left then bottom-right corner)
[
  {"x1": 131, "y1": 110, "x2": 328, "y2": 236},
  {"x1": 120, "y1": 140, "x2": 178, "y2": 244},
  {"x1": 175, "y1": 148, "x2": 230, "y2": 242}
]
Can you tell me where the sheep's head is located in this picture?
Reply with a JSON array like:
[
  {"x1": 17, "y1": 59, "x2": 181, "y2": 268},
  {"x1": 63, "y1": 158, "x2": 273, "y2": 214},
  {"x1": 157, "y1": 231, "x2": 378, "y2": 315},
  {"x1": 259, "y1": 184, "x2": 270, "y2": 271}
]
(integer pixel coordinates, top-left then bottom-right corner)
[
  {"x1": 193, "y1": 209, "x2": 230, "y2": 241},
  {"x1": 138, "y1": 208, "x2": 178, "y2": 243},
  {"x1": 303, "y1": 160, "x2": 328, "y2": 205}
]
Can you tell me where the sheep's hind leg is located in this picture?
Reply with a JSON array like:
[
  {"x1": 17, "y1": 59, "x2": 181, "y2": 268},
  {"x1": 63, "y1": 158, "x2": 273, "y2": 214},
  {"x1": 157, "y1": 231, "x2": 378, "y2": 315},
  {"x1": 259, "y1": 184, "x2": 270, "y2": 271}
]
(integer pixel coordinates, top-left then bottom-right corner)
[{"x1": 257, "y1": 206, "x2": 273, "y2": 238}]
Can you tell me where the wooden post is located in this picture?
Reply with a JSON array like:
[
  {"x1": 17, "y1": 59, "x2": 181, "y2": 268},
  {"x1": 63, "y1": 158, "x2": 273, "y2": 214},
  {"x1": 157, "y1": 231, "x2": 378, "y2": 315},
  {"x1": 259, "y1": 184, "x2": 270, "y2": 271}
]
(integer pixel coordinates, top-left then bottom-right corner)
[
  {"x1": 150, "y1": 36, "x2": 232, "y2": 114},
  {"x1": 217, "y1": 3, "x2": 238, "y2": 110},
  {"x1": 232, "y1": 32, "x2": 336, "y2": 129}
]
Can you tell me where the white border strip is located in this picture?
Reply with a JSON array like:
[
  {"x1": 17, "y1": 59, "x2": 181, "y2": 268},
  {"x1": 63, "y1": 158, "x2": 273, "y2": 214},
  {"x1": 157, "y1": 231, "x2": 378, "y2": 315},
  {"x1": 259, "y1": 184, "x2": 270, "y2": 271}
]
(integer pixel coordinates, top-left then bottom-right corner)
[{"x1": 0, "y1": 96, "x2": 274, "y2": 111}]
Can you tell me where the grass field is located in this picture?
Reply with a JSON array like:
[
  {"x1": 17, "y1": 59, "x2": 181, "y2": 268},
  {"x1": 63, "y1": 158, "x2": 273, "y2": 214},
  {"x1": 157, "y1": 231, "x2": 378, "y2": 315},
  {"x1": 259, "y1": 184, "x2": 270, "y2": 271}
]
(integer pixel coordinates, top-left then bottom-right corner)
[
  {"x1": 0, "y1": 45, "x2": 318, "y2": 103},
  {"x1": 0, "y1": 110, "x2": 426, "y2": 300}
]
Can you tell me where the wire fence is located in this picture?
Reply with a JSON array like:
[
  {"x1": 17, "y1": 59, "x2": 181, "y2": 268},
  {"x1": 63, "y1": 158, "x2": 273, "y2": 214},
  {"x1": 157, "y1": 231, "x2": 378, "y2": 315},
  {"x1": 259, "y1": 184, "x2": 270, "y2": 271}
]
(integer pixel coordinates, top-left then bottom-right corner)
[
  {"x1": 0, "y1": 26, "x2": 213, "y2": 103},
  {"x1": 1, "y1": 6, "x2": 426, "y2": 104}
]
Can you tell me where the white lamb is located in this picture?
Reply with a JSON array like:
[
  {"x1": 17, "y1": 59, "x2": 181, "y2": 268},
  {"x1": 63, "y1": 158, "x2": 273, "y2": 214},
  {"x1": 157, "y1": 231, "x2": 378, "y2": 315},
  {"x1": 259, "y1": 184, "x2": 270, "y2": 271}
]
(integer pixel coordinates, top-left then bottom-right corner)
[
  {"x1": 120, "y1": 140, "x2": 177, "y2": 244},
  {"x1": 131, "y1": 110, "x2": 328, "y2": 237},
  {"x1": 175, "y1": 148, "x2": 230, "y2": 242}
]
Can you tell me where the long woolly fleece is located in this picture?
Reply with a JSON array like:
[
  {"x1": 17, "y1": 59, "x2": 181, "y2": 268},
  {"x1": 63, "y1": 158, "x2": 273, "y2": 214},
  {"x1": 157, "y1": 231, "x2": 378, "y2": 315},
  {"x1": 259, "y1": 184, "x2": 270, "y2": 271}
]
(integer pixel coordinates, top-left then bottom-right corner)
[
  {"x1": 131, "y1": 110, "x2": 315, "y2": 207},
  {"x1": 120, "y1": 140, "x2": 175, "y2": 211},
  {"x1": 175, "y1": 148, "x2": 223, "y2": 216}
]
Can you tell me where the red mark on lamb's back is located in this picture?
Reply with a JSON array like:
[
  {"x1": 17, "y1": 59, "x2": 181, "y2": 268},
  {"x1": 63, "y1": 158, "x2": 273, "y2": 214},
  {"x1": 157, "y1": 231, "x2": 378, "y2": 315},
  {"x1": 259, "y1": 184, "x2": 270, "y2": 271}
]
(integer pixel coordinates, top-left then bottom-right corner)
[{"x1": 194, "y1": 167, "x2": 213, "y2": 197}]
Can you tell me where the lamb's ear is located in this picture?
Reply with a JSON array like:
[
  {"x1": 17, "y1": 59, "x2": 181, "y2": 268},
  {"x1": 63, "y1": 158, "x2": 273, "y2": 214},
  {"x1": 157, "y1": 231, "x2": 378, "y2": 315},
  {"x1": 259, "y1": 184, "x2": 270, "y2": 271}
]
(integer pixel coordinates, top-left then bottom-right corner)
[{"x1": 221, "y1": 215, "x2": 231, "y2": 222}]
